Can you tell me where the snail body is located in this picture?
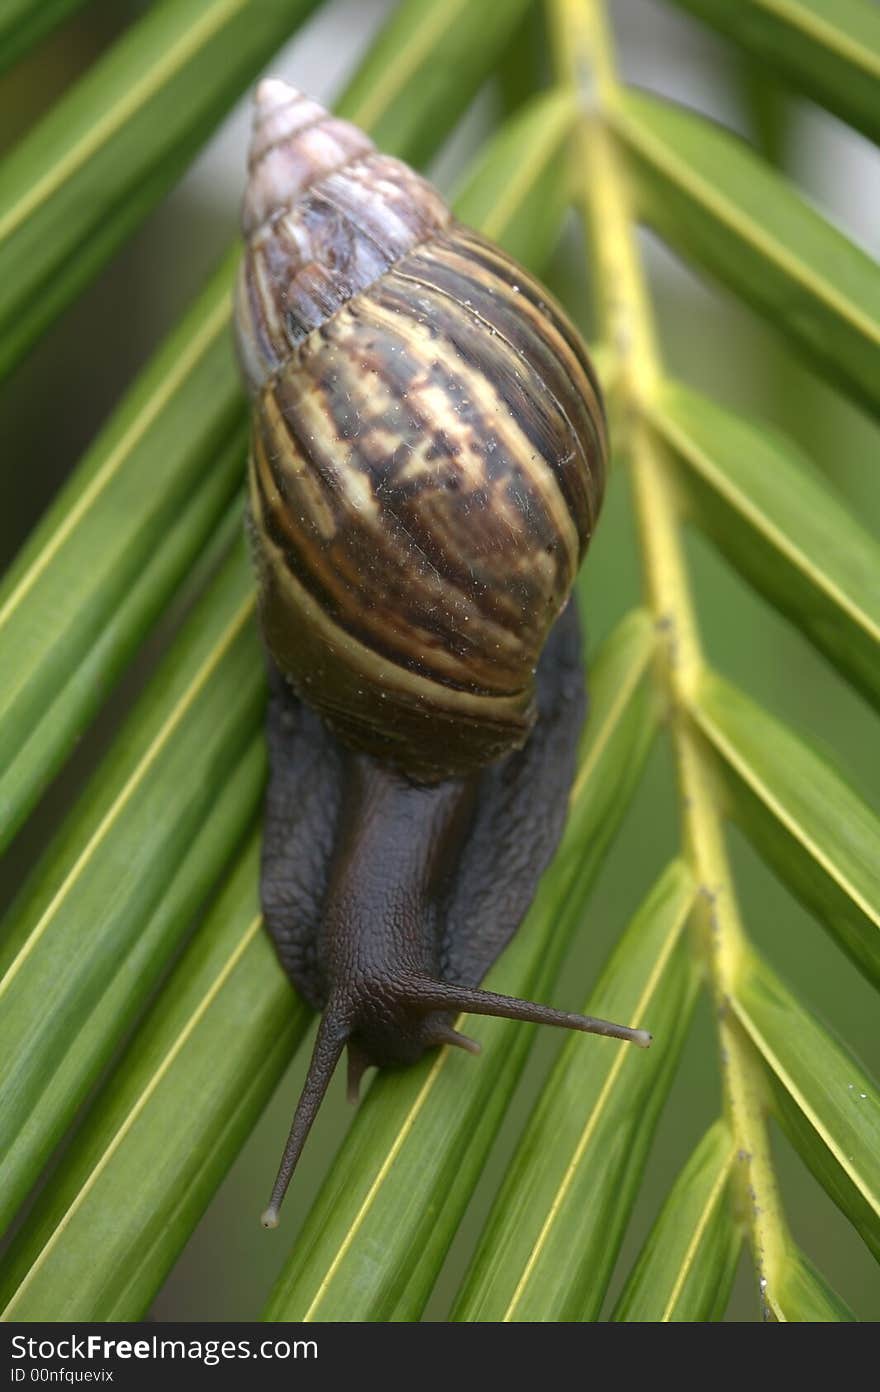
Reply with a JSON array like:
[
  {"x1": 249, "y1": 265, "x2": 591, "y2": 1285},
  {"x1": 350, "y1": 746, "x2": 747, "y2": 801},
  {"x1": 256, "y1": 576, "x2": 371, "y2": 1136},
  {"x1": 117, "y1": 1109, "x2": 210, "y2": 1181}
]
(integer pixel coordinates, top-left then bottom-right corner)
[{"x1": 235, "y1": 80, "x2": 649, "y2": 1227}]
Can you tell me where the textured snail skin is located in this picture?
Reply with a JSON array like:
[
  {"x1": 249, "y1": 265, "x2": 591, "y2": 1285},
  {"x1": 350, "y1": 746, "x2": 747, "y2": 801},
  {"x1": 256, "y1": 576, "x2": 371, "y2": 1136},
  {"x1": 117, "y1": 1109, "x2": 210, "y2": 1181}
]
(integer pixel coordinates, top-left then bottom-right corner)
[{"x1": 234, "y1": 81, "x2": 647, "y2": 1227}]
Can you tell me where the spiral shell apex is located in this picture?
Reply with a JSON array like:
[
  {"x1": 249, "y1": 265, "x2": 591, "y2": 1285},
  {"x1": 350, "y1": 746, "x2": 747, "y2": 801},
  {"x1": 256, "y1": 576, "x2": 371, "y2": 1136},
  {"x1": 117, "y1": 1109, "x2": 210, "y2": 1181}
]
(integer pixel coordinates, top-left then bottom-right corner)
[{"x1": 236, "y1": 79, "x2": 608, "y2": 783}]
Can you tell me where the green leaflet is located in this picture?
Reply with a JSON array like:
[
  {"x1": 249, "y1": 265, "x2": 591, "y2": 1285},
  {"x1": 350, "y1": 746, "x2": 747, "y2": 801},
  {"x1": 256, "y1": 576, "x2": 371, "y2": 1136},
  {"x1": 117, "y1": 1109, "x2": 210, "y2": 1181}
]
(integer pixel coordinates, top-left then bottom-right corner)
[
  {"x1": 612, "y1": 1120, "x2": 741, "y2": 1322},
  {"x1": 453, "y1": 86, "x2": 577, "y2": 270},
  {"x1": 668, "y1": 0, "x2": 880, "y2": 144},
  {"x1": 0, "y1": 425, "x2": 247, "y2": 851},
  {"x1": 0, "y1": 835, "x2": 308, "y2": 1321},
  {"x1": 692, "y1": 671, "x2": 880, "y2": 987},
  {"x1": 653, "y1": 382, "x2": 880, "y2": 714},
  {"x1": 337, "y1": 0, "x2": 535, "y2": 168},
  {"x1": 776, "y1": 1251, "x2": 857, "y2": 1321},
  {"x1": 0, "y1": 737, "x2": 264, "y2": 1240},
  {"x1": 0, "y1": 545, "x2": 263, "y2": 1233},
  {"x1": 263, "y1": 610, "x2": 659, "y2": 1322},
  {"x1": 733, "y1": 949, "x2": 880, "y2": 1261},
  {"x1": 453, "y1": 859, "x2": 698, "y2": 1322},
  {"x1": 0, "y1": 0, "x2": 323, "y2": 379},
  {"x1": 613, "y1": 88, "x2": 880, "y2": 418}
]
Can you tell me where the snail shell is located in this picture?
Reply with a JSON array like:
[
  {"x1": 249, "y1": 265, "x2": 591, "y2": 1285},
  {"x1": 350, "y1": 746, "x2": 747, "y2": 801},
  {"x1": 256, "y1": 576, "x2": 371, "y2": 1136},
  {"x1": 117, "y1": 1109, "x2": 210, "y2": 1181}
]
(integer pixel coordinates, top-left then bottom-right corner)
[{"x1": 235, "y1": 79, "x2": 607, "y2": 782}]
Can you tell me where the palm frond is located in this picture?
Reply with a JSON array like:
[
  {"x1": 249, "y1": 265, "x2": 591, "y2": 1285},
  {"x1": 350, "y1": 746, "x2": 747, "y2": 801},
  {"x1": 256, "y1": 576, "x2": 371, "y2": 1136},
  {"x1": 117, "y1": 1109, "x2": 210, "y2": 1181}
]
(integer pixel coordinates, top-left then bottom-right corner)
[{"x1": 0, "y1": 0, "x2": 877, "y2": 1322}]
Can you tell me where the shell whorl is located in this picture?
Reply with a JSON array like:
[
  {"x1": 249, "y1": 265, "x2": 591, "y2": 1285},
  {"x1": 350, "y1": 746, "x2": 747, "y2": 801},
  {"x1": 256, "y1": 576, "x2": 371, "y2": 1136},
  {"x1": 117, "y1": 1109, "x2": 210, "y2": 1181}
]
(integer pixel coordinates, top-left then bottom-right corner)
[
  {"x1": 237, "y1": 80, "x2": 608, "y2": 783},
  {"x1": 235, "y1": 81, "x2": 451, "y2": 396}
]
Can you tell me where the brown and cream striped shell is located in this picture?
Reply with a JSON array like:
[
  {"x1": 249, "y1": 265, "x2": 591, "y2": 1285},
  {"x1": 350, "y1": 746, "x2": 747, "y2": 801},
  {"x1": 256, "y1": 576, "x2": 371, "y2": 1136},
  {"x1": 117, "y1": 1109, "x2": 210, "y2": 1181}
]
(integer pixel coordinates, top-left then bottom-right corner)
[{"x1": 235, "y1": 79, "x2": 607, "y2": 783}]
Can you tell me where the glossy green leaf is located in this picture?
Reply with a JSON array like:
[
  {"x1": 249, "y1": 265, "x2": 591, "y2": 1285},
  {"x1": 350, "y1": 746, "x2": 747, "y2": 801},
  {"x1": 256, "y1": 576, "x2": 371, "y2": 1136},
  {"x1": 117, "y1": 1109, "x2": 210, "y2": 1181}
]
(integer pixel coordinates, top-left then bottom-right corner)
[
  {"x1": 692, "y1": 672, "x2": 880, "y2": 987},
  {"x1": 776, "y1": 1250, "x2": 856, "y2": 1321},
  {"x1": 453, "y1": 86, "x2": 577, "y2": 270},
  {"x1": 0, "y1": 736, "x2": 264, "y2": 1233},
  {"x1": 338, "y1": 0, "x2": 534, "y2": 169},
  {"x1": 653, "y1": 381, "x2": 880, "y2": 712},
  {"x1": 263, "y1": 610, "x2": 659, "y2": 1322},
  {"x1": 733, "y1": 950, "x2": 880, "y2": 1260},
  {"x1": 0, "y1": 545, "x2": 263, "y2": 1234},
  {"x1": 614, "y1": 88, "x2": 880, "y2": 417},
  {"x1": 669, "y1": 0, "x2": 880, "y2": 145},
  {"x1": 0, "y1": 419, "x2": 246, "y2": 851},
  {"x1": 0, "y1": 0, "x2": 322, "y2": 378},
  {"x1": 0, "y1": 0, "x2": 90, "y2": 73},
  {"x1": 453, "y1": 860, "x2": 698, "y2": 1322},
  {"x1": 612, "y1": 1120, "x2": 740, "y2": 1322},
  {"x1": 0, "y1": 834, "x2": 309, "y2": 1321}
]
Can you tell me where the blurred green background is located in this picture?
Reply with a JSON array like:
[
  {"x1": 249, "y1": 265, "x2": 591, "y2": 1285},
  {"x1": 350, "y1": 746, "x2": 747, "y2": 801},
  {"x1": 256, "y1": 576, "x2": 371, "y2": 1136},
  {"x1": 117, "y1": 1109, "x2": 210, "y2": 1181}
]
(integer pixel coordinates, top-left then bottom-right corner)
[{"x1": 1, "y1": 0, "x2": 877, "y2": 1321}]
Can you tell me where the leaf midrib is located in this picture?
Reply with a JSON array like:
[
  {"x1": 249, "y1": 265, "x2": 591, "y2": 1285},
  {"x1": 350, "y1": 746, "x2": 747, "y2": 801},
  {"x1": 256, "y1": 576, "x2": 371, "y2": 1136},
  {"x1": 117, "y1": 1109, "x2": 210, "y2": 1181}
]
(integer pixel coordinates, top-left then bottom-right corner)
[
  {"x1": 1, "y1": 910, "x2": 265, "y2": 1316},
  {"x1": 0, "y1": 0, "x2": 246, "y2": 244},
  {"x1": 0, "y1": 595, "x2": 255, "y2": 999},
  {"x1": 652, "y1": 403, "x2": 880, "y2": 644},
  {"x1": 751, "y1": 0, "x2": 880, "y2": 76},
  {"x1": 613, "y1": 95, "x2": 880, "y2": 347},
  {"x1": 500, "y1": 882, "x2": 694, "y2": 1321}
]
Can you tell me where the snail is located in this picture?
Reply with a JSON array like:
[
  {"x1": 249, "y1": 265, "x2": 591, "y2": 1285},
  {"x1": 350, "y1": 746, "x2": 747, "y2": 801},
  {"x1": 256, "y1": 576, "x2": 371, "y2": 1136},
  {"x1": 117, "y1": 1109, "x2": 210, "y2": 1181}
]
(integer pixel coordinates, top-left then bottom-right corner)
[{"x1": 234, "y1": 79, "x2": 651, "y2": 1229}]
